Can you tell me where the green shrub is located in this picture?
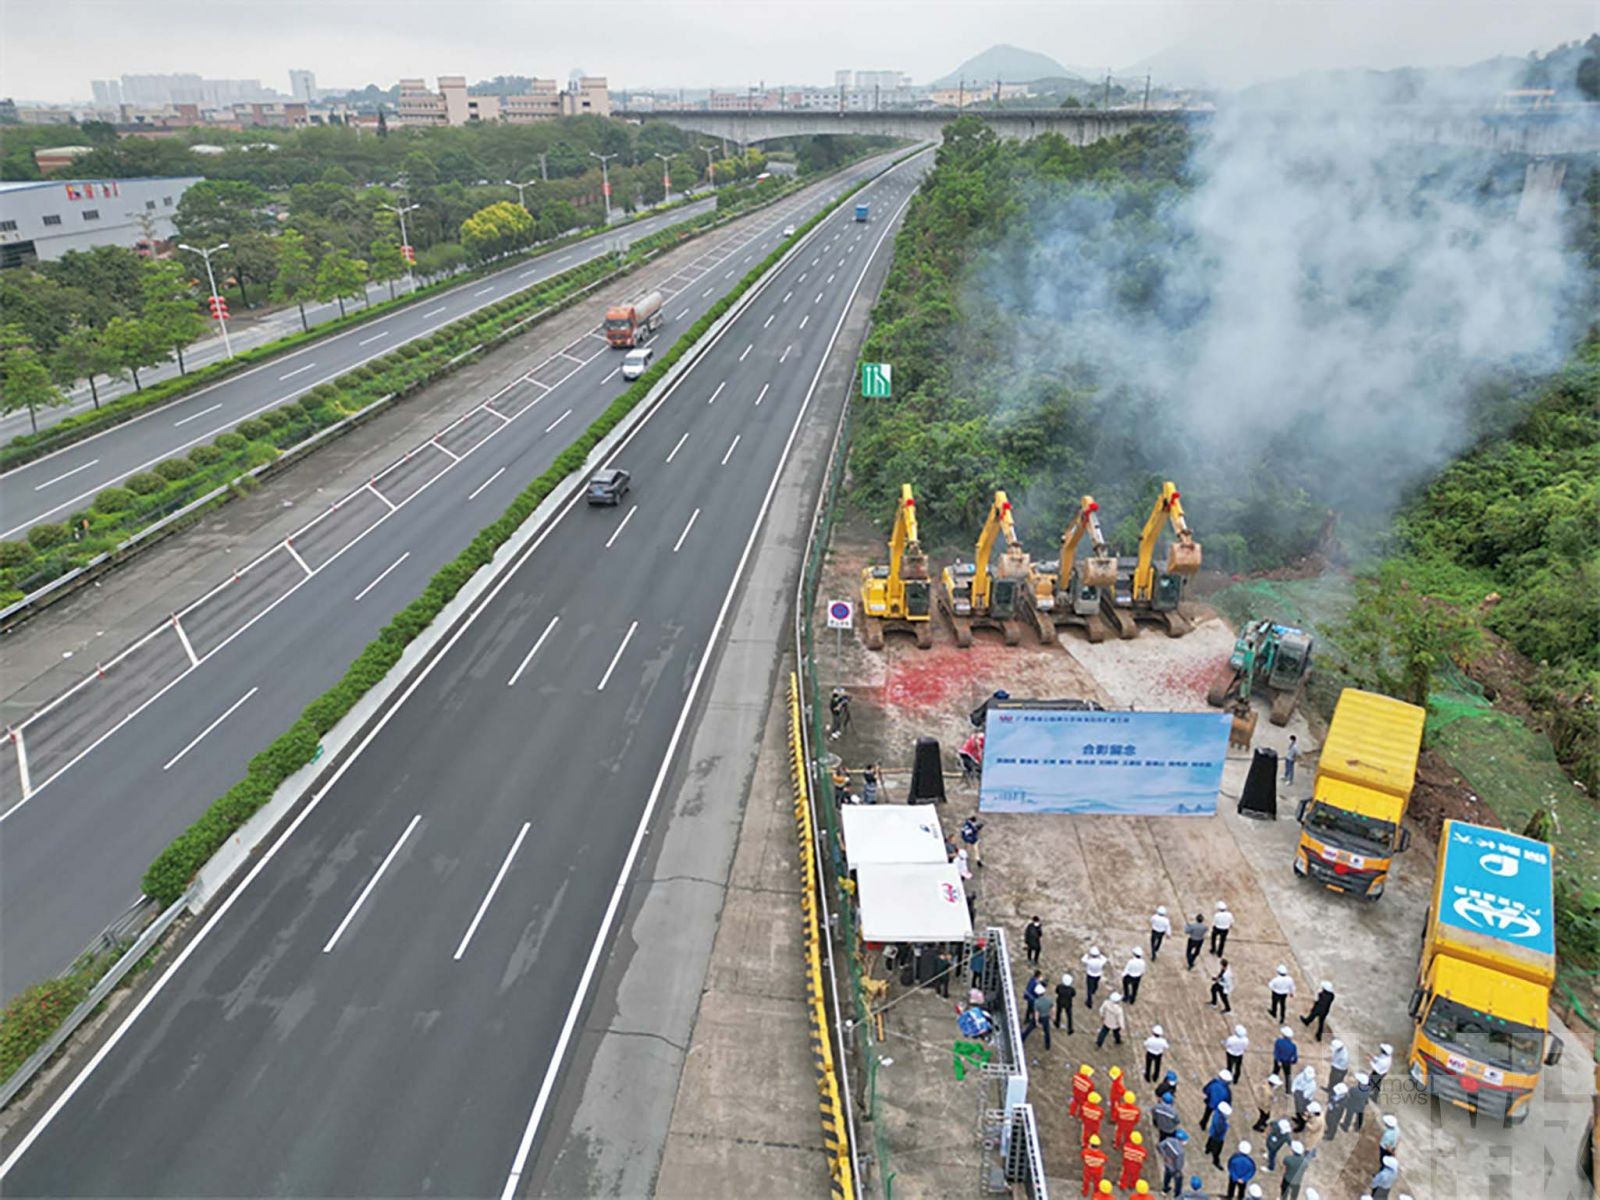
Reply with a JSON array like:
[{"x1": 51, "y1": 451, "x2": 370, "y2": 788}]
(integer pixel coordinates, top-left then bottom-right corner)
[
  {"x1": 214, "y1": 432, "x2": 247, "y2": 452},
  {"x1": 92, "y1": 487, "x2": 135, "y2": 513},
  {"x1": 0, "y1": 540, "x2": 37, "y2": 567},
  {"x1": 156, "y1": 457, "x2": 195, "y2": 481},
  {"x1": 0, "y1": 965, "x2": 100, "y2": 1080},
  {"x1": 25, "y1": 523, "x2": 67, "y2": 551},
  {"x1": 237, "y1": 418, "x2": 271, "y2": 441},
  {"x1": 259, "y1": 409, "x2": 290, "y2": 429},
  {"x1": 189, "y1": 444, "x2": 225, "y2": 466},
  {"x1": 126, "y1": 472, "x2": 166, "y2": 496}
]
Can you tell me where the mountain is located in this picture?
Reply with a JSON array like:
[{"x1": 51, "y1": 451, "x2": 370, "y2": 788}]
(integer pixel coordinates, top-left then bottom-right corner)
[{"x1": 933, "y1": 45, "x2": 1086, "y2": 87}]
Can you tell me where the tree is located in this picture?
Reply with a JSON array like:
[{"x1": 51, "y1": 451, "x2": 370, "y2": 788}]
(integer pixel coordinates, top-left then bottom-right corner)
[
  {"x1": 459, "y1": 200, "x2": 536, "y2": 262},
  {"x1": 1329, "y1": 562, "x2": 1483, "y2": 708},
  {"x1": 368, "y1": 229, "x2": 406, "y2": 302},
  {"x1": 415, "y1": 242, "x2": 466, "y2": 280},
  {"x1": 314, "y1": 249, "x2": 368, "y2": 318},
  {"x1": 49, "y1": 324, "x2": 120, "y2": 409},
  {"x1": 172, "y1": 179, "x2": 272, "y2": 245},
  {"x1": 140, "y1": 260, "x2": 207, "y2": 373},
  {"x1": 272, "y1": 227, "x2": 318, "y2": 332},
  {"x1": 101, "y1": 315, "x2": 170, "y2": 391},
  {"x1": 0, "y1": 325, "x2": 69, "y2": 434},
  {"x1": 39, "y1": 245, "x2": 147, "y2": 325}
]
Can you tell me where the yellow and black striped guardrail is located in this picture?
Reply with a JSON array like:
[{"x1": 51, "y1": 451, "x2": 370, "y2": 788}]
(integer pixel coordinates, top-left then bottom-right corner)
[{"x1": 788, "y1": 672, "x2": 855, "y2": 1200}]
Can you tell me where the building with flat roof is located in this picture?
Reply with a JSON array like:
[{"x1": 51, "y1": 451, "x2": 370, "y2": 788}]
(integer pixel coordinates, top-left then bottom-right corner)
[
  {"x1": 0, "y1": 176, "x2": 203, "y2": 269},
  {"x1": 395, "y1": 75, "x2": 607, "y2": 126},
  {"x1": 289, "y1": 69, "x2": 317, "y2": 102}
]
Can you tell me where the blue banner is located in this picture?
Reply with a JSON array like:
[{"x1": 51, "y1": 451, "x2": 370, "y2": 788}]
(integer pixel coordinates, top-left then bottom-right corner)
[
  {"x1": 1438, "y1": 822, "x2": 1555, "y2": 956},
  {"x1": 979, "y1": 709, "x2": 1231, "y2": 815}
]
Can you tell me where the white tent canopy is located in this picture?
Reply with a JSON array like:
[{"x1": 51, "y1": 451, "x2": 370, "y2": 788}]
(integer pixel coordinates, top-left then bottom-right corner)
[
  {"x1": 841, "y1": 805, "x2": 948, "y2": 870},
  {"x1": 856, "y1": 863, "x2": 974, "y2": 944}
]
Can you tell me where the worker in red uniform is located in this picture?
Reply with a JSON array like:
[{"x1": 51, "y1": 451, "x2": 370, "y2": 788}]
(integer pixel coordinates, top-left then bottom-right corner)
[
  {"x1": 1112, "y1": 1090, "x2": 1142, "y2": 1149},
  {"x1": 1080, "y1": 1090, "x2": 1107, "y2": 1149},
  {"x1": 1097, "y1": 1180, "x2": 1115, "y2": 1199},
  {"x1": 1069, "y1": 1065, "x2": 1097, "y2": 1118},
  {"x1": 1118, "y1": 1129, "x2": 1149, "y2": 1191},
  {"x1": 1105, "y1": 1066, "x2": 1125, "y2": 1113},
  {"x1": 1081, "y1": 1134, "x2": 1108, "y2": 1196}
]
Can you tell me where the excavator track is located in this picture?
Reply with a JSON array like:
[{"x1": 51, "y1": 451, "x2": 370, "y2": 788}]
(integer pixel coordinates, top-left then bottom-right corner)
[{"x1": 863, "y1": 617, "x2": 885, "y2": 651}]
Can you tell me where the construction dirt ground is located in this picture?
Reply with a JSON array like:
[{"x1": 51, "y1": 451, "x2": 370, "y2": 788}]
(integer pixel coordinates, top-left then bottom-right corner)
[{"x1": 813, "y1": 513, "x2": 1594, "y2": 1200}]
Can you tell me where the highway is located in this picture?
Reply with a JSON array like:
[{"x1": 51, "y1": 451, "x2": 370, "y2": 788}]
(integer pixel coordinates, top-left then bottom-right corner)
[
  {"x1": 0, "y1": 147, "x2": 928, "y2": 1197},
  {"x1": 0, "y1": 195, "x2": 728, "y2": 539},
  {"x1": 0, "y1": 151, "x2": 912, "y2": 1003}
]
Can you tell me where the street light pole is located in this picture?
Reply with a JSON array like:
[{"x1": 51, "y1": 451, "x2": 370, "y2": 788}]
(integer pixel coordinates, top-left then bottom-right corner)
[
  {"x1": 379, "y1": 200, "x2": 421, "y2": 292},
  {"x1": 652, "y1": 153, "x2": 672, "y2": 204},
  {"x1": 699, "y1": 145, "x2": 718, "y2": 189},
  {"x1": 505, "y1": 178, "x2": 538, "y2": 210},
  {"x1": 588, "y1": 151, "x2": 618, "y2": 223},
  {"x1": 178, "y1": 241, "x2": 233, "y2": 359}
]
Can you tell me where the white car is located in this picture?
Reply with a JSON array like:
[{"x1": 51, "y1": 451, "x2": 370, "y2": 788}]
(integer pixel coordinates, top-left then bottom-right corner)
[
  {"x1": 783, "y1": 224, "x2": 796, "y2": 237},
  {"x1": 621, "y1": 346, "x2": 653, "y2": 380}
]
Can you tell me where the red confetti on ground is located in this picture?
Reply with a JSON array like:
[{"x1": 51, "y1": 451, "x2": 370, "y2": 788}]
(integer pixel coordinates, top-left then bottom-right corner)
[
  {"x1": 882, "y1": 643, "x2": 990, "y2": 714},
  {"x1": 1155, "y1": 658, "x2": 1217, "y2": 701}
]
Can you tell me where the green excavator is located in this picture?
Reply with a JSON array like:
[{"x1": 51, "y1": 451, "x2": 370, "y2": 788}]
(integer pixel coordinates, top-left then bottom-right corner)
[{"x1": 1206, "y1": 618, "x2": 1315, "y2": 726}]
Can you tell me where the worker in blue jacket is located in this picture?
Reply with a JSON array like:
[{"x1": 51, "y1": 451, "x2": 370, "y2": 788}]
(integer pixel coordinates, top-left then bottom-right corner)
[
  {"x1": 1200, "y1": 1069, "x2": 1233, "y2": 1130},
  {"x1": 1204, "y1": 1102, "x2": 1232, "y2": 1170},
  {"x1": 1224, "y1": 1139, "x2": 1257, "y2": 1199}
]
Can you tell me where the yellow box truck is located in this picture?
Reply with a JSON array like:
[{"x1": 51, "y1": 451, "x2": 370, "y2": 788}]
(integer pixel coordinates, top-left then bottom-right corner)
[
  {"x1": 1407, "y1": 820, "x2": 1564, "y2": 1123},
  {"x1": 1293, "y1": 688, "x2": 1425, "y2": 899}
]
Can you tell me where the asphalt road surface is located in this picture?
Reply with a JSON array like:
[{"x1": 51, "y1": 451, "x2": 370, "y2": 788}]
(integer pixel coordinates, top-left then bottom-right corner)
[
  {"x1": 0, "y1": 151, "x2": 911, "y2": 1001},
  {"x1": 0, "y1": 149, "x2": 929, "y2": 1197},
  {"x1": 0, "y1": 197, "x2": 727, "y2": 539}
]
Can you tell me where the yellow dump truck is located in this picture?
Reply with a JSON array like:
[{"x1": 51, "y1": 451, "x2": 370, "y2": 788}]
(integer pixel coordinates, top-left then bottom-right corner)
[
  {"x1": 1293, "y1": 688, "x2": 1425, "y2": 899},
  {"x1": 1407, "y1": 820, "x2": 1564, "y2": 1123}
]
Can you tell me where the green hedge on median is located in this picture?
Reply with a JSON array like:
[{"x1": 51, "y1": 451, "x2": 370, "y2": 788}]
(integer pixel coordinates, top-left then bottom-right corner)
[{"x1": 140, "y1": 176, "x2": 874, "y2": 907}]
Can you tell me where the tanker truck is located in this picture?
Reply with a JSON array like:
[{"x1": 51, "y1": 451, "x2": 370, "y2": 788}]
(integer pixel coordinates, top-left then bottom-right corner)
[{"x1": 605, "y1": 290, "x2": 664, "y2": 348}]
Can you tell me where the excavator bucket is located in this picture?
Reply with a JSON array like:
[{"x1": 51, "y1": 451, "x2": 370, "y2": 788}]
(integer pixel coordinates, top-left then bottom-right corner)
[
  {"x1": 1166, "y1": 540, "x2": 1202, "y2": 576},
  {"x1": 1081, "y1": 555, "x2": 1119, "y2": 589}
]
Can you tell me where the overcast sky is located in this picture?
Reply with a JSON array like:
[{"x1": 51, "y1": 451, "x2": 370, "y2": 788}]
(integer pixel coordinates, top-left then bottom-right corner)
[{"x1": 0, "y1": 0, "x2": 1594, "y2": 102}]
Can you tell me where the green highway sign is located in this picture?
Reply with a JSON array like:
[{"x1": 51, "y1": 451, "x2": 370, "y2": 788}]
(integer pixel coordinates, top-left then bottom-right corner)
[{"x1": 861, "y1": 362, "x2": 892, "y2": 399}]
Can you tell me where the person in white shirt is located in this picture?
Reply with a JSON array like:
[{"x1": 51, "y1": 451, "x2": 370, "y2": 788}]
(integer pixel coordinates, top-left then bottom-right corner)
[
  {"x1": 1290, "y1": 1064, "x2": 1318, "y2": 1130},
  {"x1": 1209, "y1": 958, "x2": 1236, "y2": 1013},
  {"x1": 1268, "y1": 963, "x2": 1297, "y2": 1022},
  {"x1": 1082, "y1": 946, "x2": 1109, "y2": 1009},
  {"x1": 1224, "y1": 1024, "x2": 1250, "y2": 1078},
  {"x1": 1144, "y1": 1024, "x2": 1170, "y2": 1081},
  {"x1": 1150, "y1": 905, "x2": 1172, "y2": 959},
  {"x1": 1122, "y1": 948, "x2": 1147, "y2": 1003},
  {"x1": 1369, "y1": 1043, "x2": 1394, "y2": 1094},
  {"x1": 1327, "y1": 1039, "x2": 1350, "y2": 1091},
  {"x1": 1211, "y1": 900, "x2": 1235, "y2": 956}
]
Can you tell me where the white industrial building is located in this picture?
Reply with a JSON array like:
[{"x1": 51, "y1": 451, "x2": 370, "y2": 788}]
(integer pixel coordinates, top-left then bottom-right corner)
[{"x1": 0, "y1": 176, "x2": 203, "y2": 269}]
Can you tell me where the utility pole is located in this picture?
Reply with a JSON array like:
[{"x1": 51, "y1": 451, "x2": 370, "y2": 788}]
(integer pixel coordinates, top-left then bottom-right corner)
[
  {"x1": 1103, "y1": 72, "x2": 1112, "y2": 109},
  {"x1": 699, "y1": 144, "x2": 718, "y2": 189},
  {"x1": 652, "y1": 152, "x2": 672, "y2": 203},
  {"x1": 538, "y1": 152, "x2": 548, "y2": 181},
  {"x1": 378, "y1": 199, "x2": 421, "y2": 291},
  {"x1": 1143, "y1": 74, "x2": 1152, "y2": 109},
  {"x1": 588, "y1": 151, "x2": 617, "y2": 223},
  {"x1": 958, "y1": 76, "x2": 965, "y2": 109},
  {"x1": 178, "y1": 241, "x2": 233, "y2": 359}
]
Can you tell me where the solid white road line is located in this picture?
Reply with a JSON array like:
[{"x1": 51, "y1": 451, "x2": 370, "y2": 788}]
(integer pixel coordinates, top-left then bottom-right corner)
[
  {"x1": 799, "y1": 315, "x2": 810, "y2": 331},
  {"x1": 706, "y1": 381, "x2": 725, "y2": 405},
  {"x1": 354, "y1": 551, "x2": 411, "y2": 601},
  {"x1": 278, "y1": 363, "x2": 318, "y2": 381},
  {"x1": 754, "y1": 383, "x2": 770, "y2": 406},
  {"x1": 604, "y1": 504, "x2": 637, "y2": 549},
  {"x1": 672, "y1": 508, "x2": 700, "y2": 553},
  {"x1": 172, "y1": 617, "x2": 200, "y2": 667},
  {"x1": 544, "y1": 409, "x2": 572, "y2": 433},
  {"x1": 596, "y1": 621, "x2": 638, "y2": 692},
  {"x1": 721, "y1": 434, "x2": 741, "y2": 465},
  {"x1": 739, "y1": 344, "x2": 753, "y2": 362},
  {"x1": 358, "y1": 330, "x2": 390, "y2": 346},
  {"x1": 468, "y1": 466, "x2": 507, "y2": 500},
  {"x1": 666, "y1": 432, "x2": 689, "y2": 463},
  {"x1": 31, "y1": 459, "x2": 100, "y2": 491},
  {"x1": 321, "y1": 813, "x2": 422, "y2": 953},
  {"x1": 173, "y1": 403, "x2": 223, "y2": 427},
  {"x1": 507, "y1": 616, "x2": 559, "y2": 687},
  {"x1": 453, "y1": 822, "x2": 532, "y2": 960},
  {"x1": 163, "y1": 687, "x2": 259, "y2": 771},
  {"x1": 780, "y1": 345, "x2": 793, "y2": 364}
]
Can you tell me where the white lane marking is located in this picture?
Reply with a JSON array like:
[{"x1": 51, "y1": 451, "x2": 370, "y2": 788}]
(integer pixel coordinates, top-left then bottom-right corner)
[
  {"x1": 603, "y1": 504, "x2": 637, "y2": 549},
  {"x1": 799, "y1": 314, "x2": 810, "y2": 330},
  {"x1": 707, "y1": 381, "x2": 725, "y2": 405},
  {"x1": 754, "y1": 383, "x2": 770, "y2": 407},
  {"x1": 358, "y1": 330, "x2": 390, "y2": 346},
  {"x1": 827, "y1": 273, "x2": 836, "y2": 284},
  {"x1": 284, "y1": 542, "x2": 313, "y2": 576},
  {"x1": 278, "y1": 363, "x2": 318, "y2": 381},
  {"x1": 367, "y1": 481, "x2": 398, "y2": 511},
  {"x1": 672, "y1": 508, "x2": 700, "y2": 553},
  {"x1": 507, "y1": 615, "x2": 560, "y2": 687},
  {"x1": 474, "y1": 285, "x2": 496, "y2": 297},
  {"x1": 724, "y1": 269, "x2": 734, "y2": 279},
  {"x1": 666, "y1": 432, "x2": 689, "y2": 463},
  {"x1": 811, "y1": 257, "x2": 820, "y2": 266},
  {"x1": 782, "y1": 291, "x2": 792, "y2": 304},
  {"x1": 31, "y1": 459, "x2": 100, "y2": 491},
  {"x1": 702, "y1": 287, "x2": 713, "y2": 297},
  {"x1": 172, "y1": 617, "x2": 199, "y2": 667},
  {"x1": 494, "y1": 171, "x2": 923, "y2": 1199},
  {"x1": 453, "y1": 822, "x2": 532, "y2": 960},
  {"x1": 814, "y1": 292, "x2": 823, "y2": 304},
  {"x1": 602, "y1": 367, "x2": 620, "y2": 383},
  {"x1": 675, "y1": 308, "x2": 689, "y2": 320},
  {"x1": 596, "y1": 620, "x2": 638, "y2": 692},
  {"x1": 558, "y1": 254, "x2": 572, "y2": 263},
  {"x1": 739, "y1": 344, "x2": 753, "y2": 362},
  {"x1": 720, "y1": 434, "x2": 741, "y2": 465},
  {"x1": 430, "y1": 438, "x2": 462, "y2": 463},
  {"x1": 468, "y1": 466, "x2": 507, "y2": 500},
  {"x1": 798, "y1": 272, "x2": 807, "y2": 283},
  {"x1": 423, "y1": 306, "x2": 448, "y2": 318},
  {"x1": 354, "y1": 551, "x2": 411, "y2": 601},
  {"x1": 544, "y1": 408, "x2": 572, "y2": 433},
  {"x1": 162, "y1": 687, "x2": 259, "y2": 771},
  {"x1": 173, "y1": 404, "x2": 223, "y2": 427},
  {"x1": 321, "y1": 813, "x2": 423, "y2": 953},
  {"x1": 13, "y1": 730, "x2": 30, "y2": 801},
  {"x1": 780, "y1": 345, "x2": 793, "y2": 364},
  {"x1": 763, "y1": 314, "x2": 775, "y2": 328}
]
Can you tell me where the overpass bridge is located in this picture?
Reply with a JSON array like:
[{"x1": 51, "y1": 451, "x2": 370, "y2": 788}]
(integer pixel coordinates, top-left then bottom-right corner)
[{"x1": 619, "y1": 103, "x2": 1600, "y2": 157}]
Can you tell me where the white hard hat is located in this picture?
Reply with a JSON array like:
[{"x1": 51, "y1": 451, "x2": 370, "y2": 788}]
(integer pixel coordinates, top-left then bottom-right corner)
[
  {"x1": 1380, "y1": 1043, "x2": 1393, "y2": 1055},
  {"x1": 1062, "y1": 972, "x2": 1074, "y2": 985},
  {"x1": 1217, "y1": 900, "x2": 1229, "y2": 910},
  {"x1": 1332, "y1": 1083, "x2": 1348, "y2": 1097},
  {"x1": 1156, "y1": 904, "x2": 1167, "y2": 915},
  {"x1": 1281, "y1": 1026, "x2": 1292, "y2": 1037},
  {"x1": 1276, "y1": 964, "x2": 1288, "y2": 975},
  {"x1": 1330, "y1": 1038, "x2": 1344, "y2": 1050},
  {"x1": 1234, "y1": 1024, "x2": 1247, "y2": 1037},
  {"x1": 1291, "y1": 1141, "x2": 1305, "y2": 1155},
  {"x1": 1110, "y1": 992, "x2": 1123, "y2": 1003},
  {"x1": 1307, "y1": 1101, "x2": 1322, "y2": 1114},
  {"x1": 1320, "y1": 980, "x2": 1333, "y2": 991},
  {"x1": 1219, "y1": 1069, "x2": 1233, "y2": 1082},
  {"x1": 1090, "y1": 946, "x2": 1102, "y2": 957},
  {"x1": 1383, "y1": 1114, "x2": 1398, "y2": 1128},
  {"x1": 1277, "y1": 1119, "x2": 1292, "y2": 1133},
  {"x1": 1357, "y1": 1072, "x2": 1371, "y2": 1085},
  {"x1": 1383, "y1": 1155, "x2": 1397, "y2": 1168},
  {"x1": 1133, "y1": 948, "x2": 1144, "y2": 958},
  {"x1": 1267, "y1": 1074, "x2": 1281, "y2": 1086},
  {"x1": 1152, "y1": 1025, "x2": 1165, "y2": 1037},
  {"x1": 1248, "y1": 1188, "x2": 1263, "y2": 1200},
  {"x1": 1238, "y1": 1140, "x2": 1252, "y2": 1154}
]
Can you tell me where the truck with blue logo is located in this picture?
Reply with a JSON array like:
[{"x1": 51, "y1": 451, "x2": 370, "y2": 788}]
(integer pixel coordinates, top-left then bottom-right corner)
[
  {"x1": 1407, "y1": 819, "x2": 1564, "y2": 1124},
  {"x1": 854, "y1": 203, "x2": 870, "y2": 222}
]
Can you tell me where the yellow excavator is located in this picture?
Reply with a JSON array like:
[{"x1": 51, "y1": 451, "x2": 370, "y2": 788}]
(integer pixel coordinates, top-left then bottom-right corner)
[
  {"x1": 939, "y1": 490, "x2": 1051, "y2": 647},
  {"x1": 1118, "y1": 480, "x2": 1203, "y2": 636},
  {"x1": 860, "y1": 483, "x2": 933, "y2": 650},
  {"x1": 1032, "y1": 495, "x2": 1123, "y2": 644}
]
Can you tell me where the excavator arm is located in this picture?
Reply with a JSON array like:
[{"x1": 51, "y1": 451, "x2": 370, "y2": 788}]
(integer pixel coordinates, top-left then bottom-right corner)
[
  {"x1": 1132, "y1": 481, "x2": 1202, "y2": 602},
  {"x1": 1059, "y1": 495, "x2": 1119, "y2": 591},
  {"x1": 971, "y1": 491, "x2": 1014, "y2": 610},
  {"x1": 886, "y1": 483, "x2": 917, "y2": 593}
]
